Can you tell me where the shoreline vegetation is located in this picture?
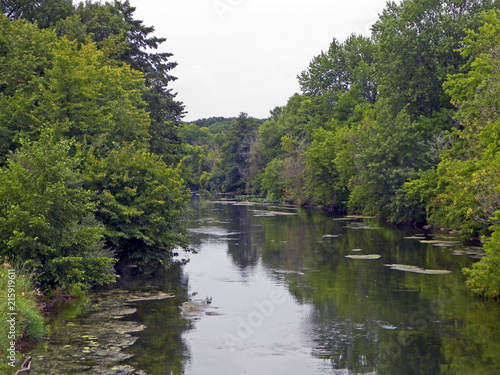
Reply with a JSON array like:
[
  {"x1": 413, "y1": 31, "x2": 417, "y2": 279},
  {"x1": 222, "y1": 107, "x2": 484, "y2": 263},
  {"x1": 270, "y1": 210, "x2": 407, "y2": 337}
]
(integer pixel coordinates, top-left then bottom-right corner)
[
  {"x1": 1, "y1": 0, "x2": 500, "y2": 371},
  {"x1": 180, "y1": 5, "x2": 500, "y2": 299}
]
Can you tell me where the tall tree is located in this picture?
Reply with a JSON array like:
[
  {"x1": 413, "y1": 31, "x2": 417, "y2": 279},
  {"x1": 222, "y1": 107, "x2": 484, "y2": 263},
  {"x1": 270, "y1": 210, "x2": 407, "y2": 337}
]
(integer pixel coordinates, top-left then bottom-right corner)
[
  {"x1": 1, "y1": 0, "x2": 73, "y2": 28},
  {"x1": 0, "y1": 20, "x2": 151, "y2": 158},
  {"x1": 219, "y1": 113, "x2": 259, "y2": 193},
  {"x1": 57, "y1": 0, "x2": 185, "y2": 160},
  {"x1": 298, "y1": 34, "x2": 377, "y2": 106},
  {"x1": 372, "y1": 0, "x2": 499, "y2": 119}
]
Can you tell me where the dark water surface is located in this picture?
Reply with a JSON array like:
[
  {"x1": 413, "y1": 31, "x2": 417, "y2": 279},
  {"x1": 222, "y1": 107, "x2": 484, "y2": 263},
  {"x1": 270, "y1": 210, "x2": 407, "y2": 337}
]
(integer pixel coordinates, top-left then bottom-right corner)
[{"x1": 31, "y1": 198, "x2": 500, "y2": 374}]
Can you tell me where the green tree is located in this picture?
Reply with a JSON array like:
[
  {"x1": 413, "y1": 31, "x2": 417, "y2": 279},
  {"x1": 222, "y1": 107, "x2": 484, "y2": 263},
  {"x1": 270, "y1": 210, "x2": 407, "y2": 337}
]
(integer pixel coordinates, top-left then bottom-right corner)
[
  {"x1": 1, "y1": 0, "x2": 73, "y2": 28},
  {"x1": 346, "y1": 106, "x2": 435, "y2": 222},
  {"x1": 304, "y1": 128, "x2": 349, "y2": 209},
  {"x1": 0, "y1": 20, "x2": 151, "y2": 158},
  {"x1": 298, "y1": 34, "x2": 377, "y2": 105},
  {"x1": 84, "y1": 143, "x2": 190, "y2": 265},
  {"x1": 0, "y1": 16, "x2": 57, "y2": 162},
  {"x1": 218, "y1": 113, "x2": 260, "y2": 193},
  {"x1": 372, "y1": 0, "x2": 499, "y2": 119},
  {"x1": 56, "y1": 0, "x2": 185, "y2": 161},
  {"x1": 0, "y1": 131, "x2": 115, "y2": 289}
]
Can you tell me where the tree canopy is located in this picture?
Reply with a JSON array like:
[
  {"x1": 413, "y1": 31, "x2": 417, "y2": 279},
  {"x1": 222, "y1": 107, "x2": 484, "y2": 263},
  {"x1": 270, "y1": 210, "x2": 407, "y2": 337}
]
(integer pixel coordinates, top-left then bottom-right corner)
[{"x1": 0, "y1": 1, "x2": 188, "y2": 290}]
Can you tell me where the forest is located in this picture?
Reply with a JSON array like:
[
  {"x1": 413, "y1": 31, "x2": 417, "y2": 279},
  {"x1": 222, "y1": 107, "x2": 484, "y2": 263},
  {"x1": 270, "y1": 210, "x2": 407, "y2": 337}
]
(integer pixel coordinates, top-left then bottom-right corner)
[
  {"x1": 0, "y1": 0, "x2": 499, "y2": 362},
  {"x1": 181, "y1": 1, "x2": 500, "y2": 299}
]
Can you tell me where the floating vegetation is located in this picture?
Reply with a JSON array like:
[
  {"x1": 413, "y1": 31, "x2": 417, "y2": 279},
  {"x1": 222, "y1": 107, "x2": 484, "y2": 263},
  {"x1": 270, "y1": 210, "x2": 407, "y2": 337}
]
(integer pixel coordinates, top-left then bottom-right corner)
[
  {"x1": 384, "y1": 264, "x2": 452, "y2": 275},
  {"x1": 251, "y1": 209, "x2": 298, "y2": 217},
  {"x1": 344, "y1": 222, "x2": 382, "y2": 230},
  {"x1": 273, "y1": 269, "x2": 306, "y2": 276},
  {"x1": 128, "y1": 292, "x2": 175, "y2": 302},
  {"x1": 404, "y1": 235, "x2": 461, "y2": 248},
  {"x1": 333, "y1": 217, "x2": 359, "y2": 222},
  {"x1": 432, "y1": 241, "x2": 460, "y2": 247},
  {"x1": 29, "y1": 289, "x2": 151, "y2": 374},
  {"x1": 378, "y1": 322, "x2": 398, "y2": 330},
  {"x1": 207, "y1": 200, "x2": 238, "y2": 205},
  {"x1": 269, "y1": 205, "x2": 298, "y2": 211},
  {"x1": 180, "y1": 301, "x2": 207, "y2": 315},
  {"x1": 345, "y1": 254, "x2": 381, "y2": 260},
  {"x1": 418, "y1": 239, "x2": 461, "y2": 247},
  {"x1": 452, "y1": 248, "x2": 485, "y2": 259},
  {"x1": 180, "y1": 300, "x2": 221, "y2": 317},
  {"x1": 188, "y1": 227, "x2": 241, "y2": 237},
  {"x1": 233, "y1": 201, "x2": 266, "y2": 206}
]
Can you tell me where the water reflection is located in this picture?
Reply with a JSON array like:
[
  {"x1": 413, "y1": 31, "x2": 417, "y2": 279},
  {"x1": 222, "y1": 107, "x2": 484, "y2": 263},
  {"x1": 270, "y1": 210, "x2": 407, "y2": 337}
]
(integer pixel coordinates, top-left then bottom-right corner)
[{"x1": 58, "y1": 197, "x2": 497, "y2": 375}]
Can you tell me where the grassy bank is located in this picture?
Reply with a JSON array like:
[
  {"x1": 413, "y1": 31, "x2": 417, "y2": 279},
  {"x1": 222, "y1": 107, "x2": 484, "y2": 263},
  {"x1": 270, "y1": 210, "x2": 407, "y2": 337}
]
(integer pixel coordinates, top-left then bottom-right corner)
[{"x1": 0, "y1": 262, "x2": 46, "y2": 372}]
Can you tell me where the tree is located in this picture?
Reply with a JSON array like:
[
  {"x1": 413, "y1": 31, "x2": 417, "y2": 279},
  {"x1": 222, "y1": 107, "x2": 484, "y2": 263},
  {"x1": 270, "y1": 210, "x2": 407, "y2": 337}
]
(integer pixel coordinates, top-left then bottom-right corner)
[
  {"x1": 298, "y1": 34, "x2": 377, "y2": 105},
  {"x1": 372, "y1": 0, "x2": 499, "y2": 119},
  {"x1": 403, "y1": 10, "x2": 500, "y2": 297},
  {"x1": 0, "y1": 131, "x2": 115, "y2": 289},
  {"x1": 0, "y1": 20, "x2": 151, "y2": 158},
  {"x1": 345, "y1": 106, "x2": 431, "y2": 221},
  {"x1": 84, "y1": 143, "x2": 190, "y2": 265},
  {"x1": 1, "y1": 0, "x2": 73, "y2": 28},
  {"x1": 304, "y1": 128, "x2": 349, "y2": 209},
  {"x1": 57, "y1": 0, "x2": 185, "y2": 161},
  {"x1": 218, "y1": 113, "x2": 260, "y2": 193}
]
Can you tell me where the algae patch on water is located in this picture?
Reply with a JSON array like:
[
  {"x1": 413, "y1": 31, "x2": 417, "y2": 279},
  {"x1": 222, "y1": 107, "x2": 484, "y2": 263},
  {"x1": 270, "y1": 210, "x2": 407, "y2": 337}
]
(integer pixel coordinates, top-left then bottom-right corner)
[
  {"x1": 384, "y1": 264, "x2": 452, "y2": 275},
  {"x1": 345, "y1": 254, "x2": 382, "y2": 260},
  {"x1": 28, "y1": 289, "x2": 172, "y2": 374}
]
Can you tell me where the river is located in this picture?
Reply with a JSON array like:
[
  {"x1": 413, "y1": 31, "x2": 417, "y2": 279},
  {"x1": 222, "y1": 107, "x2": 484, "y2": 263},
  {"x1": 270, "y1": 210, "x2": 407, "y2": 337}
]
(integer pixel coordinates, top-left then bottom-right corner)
[{"x1": 29, "y1": 197, "x2": 500, "y2": 374}]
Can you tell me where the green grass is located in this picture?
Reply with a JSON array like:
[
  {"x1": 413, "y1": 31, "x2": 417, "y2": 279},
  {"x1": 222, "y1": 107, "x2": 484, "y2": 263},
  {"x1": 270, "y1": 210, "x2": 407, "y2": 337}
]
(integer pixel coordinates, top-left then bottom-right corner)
[{"x1": 0, "y1": 261, "x2": 46, "y2": 369}]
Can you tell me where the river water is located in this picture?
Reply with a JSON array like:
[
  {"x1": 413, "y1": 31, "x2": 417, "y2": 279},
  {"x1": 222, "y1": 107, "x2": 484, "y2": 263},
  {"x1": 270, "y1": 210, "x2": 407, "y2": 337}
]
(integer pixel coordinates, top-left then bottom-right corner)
[{"x1": 30, "y1": 198, "x2": 500, "y2": 374}]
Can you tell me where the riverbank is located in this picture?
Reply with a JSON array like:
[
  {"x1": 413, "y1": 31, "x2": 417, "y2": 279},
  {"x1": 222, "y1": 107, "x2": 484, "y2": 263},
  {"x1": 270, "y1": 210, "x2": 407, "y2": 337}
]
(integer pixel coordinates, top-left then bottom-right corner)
[{"x1": 0, "y1": 263, "x2": 46, "y2": 374}]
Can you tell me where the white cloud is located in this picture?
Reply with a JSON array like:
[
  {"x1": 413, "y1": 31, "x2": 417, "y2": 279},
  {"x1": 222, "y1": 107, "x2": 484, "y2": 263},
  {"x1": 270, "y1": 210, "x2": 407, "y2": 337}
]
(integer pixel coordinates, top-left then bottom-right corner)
[{"x1": 128, "y1": 0, "x2": 396, "y2": 121}]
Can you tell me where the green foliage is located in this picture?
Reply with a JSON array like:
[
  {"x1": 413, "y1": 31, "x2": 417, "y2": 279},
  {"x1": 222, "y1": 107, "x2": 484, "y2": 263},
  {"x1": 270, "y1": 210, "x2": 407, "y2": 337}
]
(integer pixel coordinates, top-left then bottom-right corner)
[
  {"x1": 260, "y1": 158, "x2": 287, "y2": 202},
  {"x1": 372, "y1": 0, "x2": 498, "y2": 119},
  {"x1": 345, "y1": 107, "x2": 426, "y2": 220},
  {"x1": 2, "y1": 0, "x2": 73, "y2": 28},
  {"x1": 0, "y1": 19, "x2": 151, "y2": 159},
  {"x1": 401, "y1": 10, "x2": 500, "y2": 297},
  {"x1": 298, "y1": 34, "x2": 377, "y2": 105},
  {"x1": 0, "y1": 131, "x2": 116, "y2": 289},
  {"x1": 84, "y1": 143, "x2": 190, "y2": 265},
  {"x1": 0, "y1": 16, "x2": 57, "y2": 162},
  {"x1": 304, "y1": 128, "x2": 348, "y2": 209},
  {"x1": 61, "y1": 0, "x2": 184, "y2": 161},
  {"x1": 192, "y1": 117, "x2": 236, "y2": 135},
  {"x1": 0, "y1": 0, "x2": 190, "y2": 301},
  {"x1": 218, "y1": 113, "x2": 260, "y2": 193},
  {"x1": 0, "y1": 263, "x2": 46, "y2": 361},
  {"x1": 464, "y1": 222, "x2": 500, "y2": 298}
]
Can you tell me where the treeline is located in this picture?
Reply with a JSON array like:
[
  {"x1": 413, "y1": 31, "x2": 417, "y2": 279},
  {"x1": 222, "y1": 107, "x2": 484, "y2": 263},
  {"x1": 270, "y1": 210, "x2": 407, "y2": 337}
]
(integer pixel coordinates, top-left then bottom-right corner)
[
  {"x1": 181, "y1": 0, "x2": 500, "y2": 298},
  {"x1": 0, "y1": 0, "x2": 189, "y2": 294}
]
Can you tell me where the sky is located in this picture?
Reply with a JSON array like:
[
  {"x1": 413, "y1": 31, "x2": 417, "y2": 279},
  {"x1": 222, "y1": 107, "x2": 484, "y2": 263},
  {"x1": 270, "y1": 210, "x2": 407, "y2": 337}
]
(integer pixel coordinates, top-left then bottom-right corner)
[{"x1": 127, "y1": 0, "x2": 395, "y2": 122}]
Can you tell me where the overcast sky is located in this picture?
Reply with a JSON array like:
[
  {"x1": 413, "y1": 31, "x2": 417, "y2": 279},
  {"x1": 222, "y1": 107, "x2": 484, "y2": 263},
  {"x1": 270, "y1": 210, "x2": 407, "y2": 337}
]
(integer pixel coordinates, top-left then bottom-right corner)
[{"x1": 127, "y1": 0, "x2": 395, "y2": 121}]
